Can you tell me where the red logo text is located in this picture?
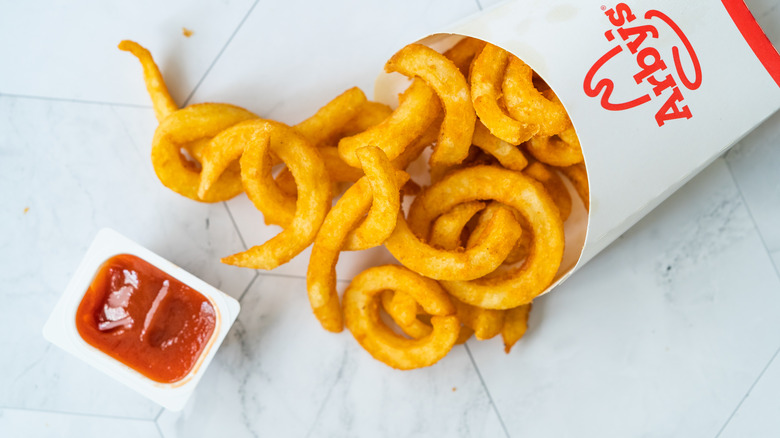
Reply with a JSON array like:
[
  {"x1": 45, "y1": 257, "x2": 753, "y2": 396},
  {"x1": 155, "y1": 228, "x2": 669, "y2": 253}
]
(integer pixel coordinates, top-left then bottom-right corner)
[{"x1": 584, "y1": 3, "x2": 702, "y2": 126}]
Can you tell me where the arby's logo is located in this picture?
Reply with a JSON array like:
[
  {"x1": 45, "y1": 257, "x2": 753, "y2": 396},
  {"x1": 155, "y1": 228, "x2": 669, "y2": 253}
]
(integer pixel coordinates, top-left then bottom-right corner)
[{"x1": 583, "y1": 3, "x2": 702, "y2": 126}]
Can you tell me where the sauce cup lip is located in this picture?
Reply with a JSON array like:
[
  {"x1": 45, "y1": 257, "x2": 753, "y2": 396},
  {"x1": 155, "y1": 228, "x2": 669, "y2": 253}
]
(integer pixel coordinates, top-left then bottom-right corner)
[{"x1": 43, "y1": 227, "x2": 241, "y2": 411}]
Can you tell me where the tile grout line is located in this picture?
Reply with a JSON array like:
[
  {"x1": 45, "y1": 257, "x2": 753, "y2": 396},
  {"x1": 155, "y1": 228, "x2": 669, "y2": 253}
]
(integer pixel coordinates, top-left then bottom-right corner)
[
  {"x1": 0, "y1": 405, "x2": 157, "y2": 422},
  {"x1": 464, "y1": 343, "x2": 511, "y2": 438},
  {"x1": 214, "y1": 265, "x2": 354, "y2": 288},
  {"x1": 254, "y1": 270, "x2": 307, "y2": 282},
  {"x1": 475, "y1": 0, "x2": 484, "y2": 11},
  {"x1": 222, "y1": 201, "x2": 249, "y2": 251},
  {"x1": 303, "y1": 349, "x2": 349, "y2": 438},
  {"x1": 714, "y1": 344, "x2": 780, "y2": 438},
  {"x1": 181, "y1": 0, "x2": 261, "y2": 106},
  {"x1": 711, "y1": 159, "x2": 780, "y2": 437},
  {"x1": 214, "y1": 0, "x2": 253, "y2": 276},
  {"x1": 724, "y1": 157, "x2": 780, "y2": 284},
  {"x1": 220, "y1": 200, "x2": 261, "y2": 302},
  {"x1": 238, "y1": 271, "x2": 261, "y2": 302},
  {"x1": 0, "y1": 92, "x2": 152, "y2": 109},
  {"x1": 155, "y1": 419, "x2": 166, "y2": 438}
]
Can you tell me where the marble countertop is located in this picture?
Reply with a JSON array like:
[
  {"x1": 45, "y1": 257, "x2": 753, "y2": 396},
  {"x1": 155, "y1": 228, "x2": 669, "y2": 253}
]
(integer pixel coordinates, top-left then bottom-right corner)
[{"x1": 2, "y1": 0, "x2": 779, "y2": 436}]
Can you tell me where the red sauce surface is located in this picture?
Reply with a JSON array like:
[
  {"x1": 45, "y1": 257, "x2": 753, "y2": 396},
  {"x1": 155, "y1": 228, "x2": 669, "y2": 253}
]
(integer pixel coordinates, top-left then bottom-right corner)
[{"x1": 76, "y1": 254, "x2": 217, "y2": 383}]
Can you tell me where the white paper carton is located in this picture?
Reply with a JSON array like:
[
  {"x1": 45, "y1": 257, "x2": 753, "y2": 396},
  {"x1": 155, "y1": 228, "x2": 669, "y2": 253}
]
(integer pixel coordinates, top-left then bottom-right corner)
[{"x1": 376, "y1": 0, "x2": 780, "y2": 294}]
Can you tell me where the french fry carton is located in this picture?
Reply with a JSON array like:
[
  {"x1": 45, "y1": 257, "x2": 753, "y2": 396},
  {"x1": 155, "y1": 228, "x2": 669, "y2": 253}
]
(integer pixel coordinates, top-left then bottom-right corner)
[{"x1": 375, "y1": 0, "x2": 780, "y2": 294}]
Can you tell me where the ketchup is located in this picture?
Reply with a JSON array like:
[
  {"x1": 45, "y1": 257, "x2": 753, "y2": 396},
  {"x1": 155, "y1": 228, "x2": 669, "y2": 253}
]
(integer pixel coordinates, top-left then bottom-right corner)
[{"x1": 76, "y1": 254, "x2": 216, "y2": 383}]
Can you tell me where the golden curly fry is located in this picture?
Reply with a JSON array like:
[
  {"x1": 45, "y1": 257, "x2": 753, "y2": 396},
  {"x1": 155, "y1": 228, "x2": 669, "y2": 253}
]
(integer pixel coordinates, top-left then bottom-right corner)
[
  {"x1": 452, "y1": 296, "x2": 505, "y2": 341},
  {"x1": 334, "y1": 101, "x2": 394, "y2": 140},
  {"x1": 121, "y1": 40, "x2": 260, "y2": 203},
  {"x1": 152, "y1": 103, "x2": 257, "y2": 202},
  {"x1": 502, "y1": 56, "x2": 570, "y2": 137},
  {"x1": 472, "y1": 120, "x2": 528, "y2": 171},
  {"x1": 557, "y1": 161, "x2": 589, "y2": 212},
  {"x1": 382, "y1": 289, "x2": 420, "y2": 327},
  {"x1": 380, "y1": 290, "x2": 474, "y2": 345},
  {"x1": 407, "y1": 165, "x2": 564, "y2": 309},
  {"x1": 444, "y1": 37, "x2": 486, "y2": 76},
  {"x1": 342, "y1": 147, "x2": 406, "y2": 251},
  {"x1": 428, "y1": 201, "x2": 487, "y2": 250},
  {"x1": 390, "y1": 113, "x2": 442, "y2": 171},
  {"x1": 124, "y1": 38, "x2": 584, "y2": 366},
  {"x1": 118, "y1": 40, "x2": 178, "y2": 122},
  {"x1": 273, "y1": 146, "x2": 364, "y2": 197},
  {"x1": 386, "y1": 43, "x2": 475, "y2": 167},
  {"x1": 526, "y1": 125, "x2": 584, "y2": 167},
  {"x1": 385, "y1": 204, "x2": 522, "y2": 282},
  {"x1": 429, "y1": 202, "x2": 509, "y2": 341},
  {"x1": 470, "y1": 44, "x2": 538, "y2": 145},
  {"x1": 502, "y1": 304, "x2": 532, "y2": 353},
  {"x1": 459, "y1": 202, "x2": 530, "y2": 267},
  {"x1": 380, "y1": 290, "x2": 432, "y2": 339},
  {"x1": 306, "y1": 153, "x2": 409, "y2": 333},
  {"x1": 501, "y1": 213, "x2": 533, "y2": 266},
  {"x1": 221, "y1": 120, "x2": 331, "y2": 270},
  {"x1": 338, "y1": 79, "x2": 440, "y2": 168},
  {"x1": 455, "y1": 326, "x2": 475, "y2": 344},
  {"x1": 295, "y1": 87, "x2": 368, "y2": 146},
  {"x1": 523, "y1": 161, "x2": 572, "y2": 221},
  {"x1": 199, "y1": 87, "x2": 367, "y2": 199},
  {"x1": 343, "y1": 265, "x2": 459, "y2": 370}
]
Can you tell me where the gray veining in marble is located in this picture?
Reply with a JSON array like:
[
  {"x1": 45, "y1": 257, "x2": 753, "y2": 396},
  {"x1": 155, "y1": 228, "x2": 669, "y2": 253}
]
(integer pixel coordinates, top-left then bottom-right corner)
[{"x1": 1, "y1": 0, "x2": 780, "y2": 436}]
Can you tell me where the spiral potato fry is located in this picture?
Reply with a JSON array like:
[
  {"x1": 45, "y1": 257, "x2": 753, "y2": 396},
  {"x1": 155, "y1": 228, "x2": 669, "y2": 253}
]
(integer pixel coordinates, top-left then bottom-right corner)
[
  {"x1": 118, "y1": 40, "x2": 177, "y2": 122},
  {"x1": 221, "y1": 120, "x2": 332, "y2": 270},
  {"x1": 429, "y1": 202, "x2": 509, "y2": 341},
  {"x1": 502, "y1": 56, "x2": 570, "y2": 137},
  {"x1": 338, "y1": 79, "x2": 440, "y2": 168},
  {"x1": 472, "y1": 120, "x2": 529, "y2": 171},
  {"x1": 526, "y1": 125, "x2": 585, "y2": 167},
  {"x1": 385, "y1": 205, "x2": 523, "y2": 281},
  {"x1": 123, "y1": 37, "x2": 588, "y2": 369},
  {"x1": 558, "y1": 161, "x2": 590, "y2": 211},
  {"x1": 306, "y1": 147, "x2": 408, "y2": 332},
  {"x1": 380, "y1": 290, "x2": 432, "y2": 339},
  {"x1": 408, "y1": 165, "x2": 564, "y2": 309},
  {"x1": 151, "y1": 103, "x2": 257, "y2": 202},
  {"x1": 470, "y1": 43, "x2": 538, "y2": 145},
  {"x1": 120, "y1": 41, "x2": 259, "y2": 203},
  {"x1": 343, "y1": 265, "x2": 459, "y2": 370},
  {"x1": 523, "y1": 161, "x2": 572, "y2": 221},
  {"x1": 502, "y1": 303, "x2": 532, "y2": 353},
  {"x1": 386, "y1": 43, "x2": 476, "y2": 167}
]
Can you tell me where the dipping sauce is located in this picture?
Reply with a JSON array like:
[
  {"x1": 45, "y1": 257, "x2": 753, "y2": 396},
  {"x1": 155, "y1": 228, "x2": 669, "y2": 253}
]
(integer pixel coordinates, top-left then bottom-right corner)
[{"x1": 75, "y1": 254, "x2": 217, "y2": 383}]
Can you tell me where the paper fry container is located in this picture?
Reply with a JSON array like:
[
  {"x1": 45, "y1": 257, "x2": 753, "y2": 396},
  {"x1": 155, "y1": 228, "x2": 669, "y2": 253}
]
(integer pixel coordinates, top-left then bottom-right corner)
[{"x1": 375, "y1": 0, "x2": 780, "y2": 295}]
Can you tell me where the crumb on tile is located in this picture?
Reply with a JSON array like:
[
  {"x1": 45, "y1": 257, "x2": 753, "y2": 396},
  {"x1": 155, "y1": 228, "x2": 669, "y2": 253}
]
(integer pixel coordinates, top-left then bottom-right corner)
[
  {"x1": 23, "y1": 207, "x2": 29, "y2": 214},
  {"x1": 452, "y1": 387, "x2": 457, "y2": 392},
  {"x1": 182, "y1": 27, "x2": 194, "y2": 38}
]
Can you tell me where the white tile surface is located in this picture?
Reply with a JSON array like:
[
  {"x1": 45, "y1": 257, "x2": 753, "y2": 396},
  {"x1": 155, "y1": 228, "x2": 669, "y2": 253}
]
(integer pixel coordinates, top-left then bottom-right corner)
[
  {"x1": 195, "y1": 0, "x2": 481, "y2": 281},
  {"x1": 2, "y1": 0, "x2": 780, "y2": 436},
  {"x1": 187, "y1": 0, "x2": 480, "y2": 122},
  {"x1": 0, "y1": 97, "x2": 253, "y2": 417},
  {"x1": 725, "y1": 109, "x2": 780, "y2": 256},
  {"x1": 747, "y1": 0, "x2": 780, "y2": 45},
  {"x1": 773, "y1": 251, "x2": 780, "y2": 273},
  {"x1": 158, "y1": 275, "x2": 507, "y2": 437},
  {"x1": 719, "y1": 349, "x2": 780, "y2": 438},
  {"x1": 470, "y1": 160, "x2": 780, "y2": 437},
  {"x1": 0, "y1": 408, "x2": 161, "y2": 438},
  {"x1": 0, "y1": 0, "x2": 256, "y2": 106},
  {"x1": 223, "y1": 194, "x2": 402, "y2": 280}
]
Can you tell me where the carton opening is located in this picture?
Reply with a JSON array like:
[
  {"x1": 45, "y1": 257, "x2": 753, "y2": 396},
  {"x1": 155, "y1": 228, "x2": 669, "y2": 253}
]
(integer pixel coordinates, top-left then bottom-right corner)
[{"x1": 374, "y1": 33, "x2": 590, "y2": 297}]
